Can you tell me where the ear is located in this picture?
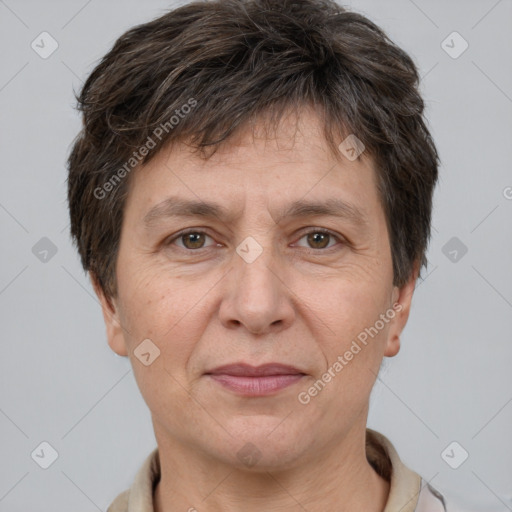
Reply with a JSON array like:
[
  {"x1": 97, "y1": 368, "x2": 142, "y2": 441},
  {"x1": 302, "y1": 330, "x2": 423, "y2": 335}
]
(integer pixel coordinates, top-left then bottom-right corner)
[
  {"x1": 384, "y1": 260, "x2": 420, "y2": 357},
  {"x1": 90, "y1": 272, "x2": 128, "y2": 357}
]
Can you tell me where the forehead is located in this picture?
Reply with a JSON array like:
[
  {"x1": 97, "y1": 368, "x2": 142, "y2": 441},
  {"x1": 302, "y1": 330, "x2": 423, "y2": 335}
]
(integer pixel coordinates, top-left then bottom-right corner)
[{"x1": 124, "y1": 107, "x2": 381, "y2": 225}]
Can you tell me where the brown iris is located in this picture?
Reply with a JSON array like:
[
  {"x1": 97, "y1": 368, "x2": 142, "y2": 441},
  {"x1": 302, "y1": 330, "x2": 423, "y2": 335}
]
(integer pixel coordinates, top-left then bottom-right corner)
[
  {"x1": 306, "y1": 232, "x2": 330, "y2": 249},
  {"x1": 181, "y1": 232, "x2": 206, "y2": 249}
]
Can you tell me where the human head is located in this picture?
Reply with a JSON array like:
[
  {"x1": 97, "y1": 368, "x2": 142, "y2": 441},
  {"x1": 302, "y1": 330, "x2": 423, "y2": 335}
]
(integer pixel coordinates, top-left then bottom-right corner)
[
  {"x1": 67, "y1": 0, "x2": 439, "y2": 302},
  {"x1": 66, "y1": 1, "x2": 441, "y2": 491}
]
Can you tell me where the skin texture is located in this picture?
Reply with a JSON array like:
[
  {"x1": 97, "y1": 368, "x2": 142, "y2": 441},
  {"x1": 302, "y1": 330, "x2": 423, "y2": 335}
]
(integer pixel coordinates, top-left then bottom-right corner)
[{"x1": 92, "y1": 108, "x2": 418, "y2": 512}]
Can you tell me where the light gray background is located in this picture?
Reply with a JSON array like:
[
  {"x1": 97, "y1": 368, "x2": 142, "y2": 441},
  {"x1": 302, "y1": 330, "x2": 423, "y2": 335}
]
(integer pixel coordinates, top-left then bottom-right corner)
[{"x1": 0, "y1": 0, "x2": 511, "y2": 510}]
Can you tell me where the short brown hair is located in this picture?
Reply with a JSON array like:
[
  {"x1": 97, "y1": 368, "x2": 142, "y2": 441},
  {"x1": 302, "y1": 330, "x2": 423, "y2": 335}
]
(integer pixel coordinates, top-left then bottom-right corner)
[{"x1": 67, "y1": 0, "x2": 439, "y2": 300}]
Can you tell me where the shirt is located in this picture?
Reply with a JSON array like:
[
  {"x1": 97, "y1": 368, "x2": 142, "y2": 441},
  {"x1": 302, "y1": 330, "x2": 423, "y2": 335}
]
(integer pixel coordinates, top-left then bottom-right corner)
[{"x1": 107, "y1": 428, "x2": 447, "y2": 512}]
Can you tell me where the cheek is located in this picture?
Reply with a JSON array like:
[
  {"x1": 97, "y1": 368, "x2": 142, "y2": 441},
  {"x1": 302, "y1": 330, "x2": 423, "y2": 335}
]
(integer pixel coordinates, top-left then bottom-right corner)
[
  {"x1": 301, "y1": 267, "x2": 390, "y2": 334},
  {"x1": 302, "y1": 286, "x2": 393, "y2": 414},
  {"x1": 297, "y1": 271, "x2": 393, "y2": 386},
  {"x1": 116, "y1": 267, "x2": 207, "y2": 417},
  {"x1": 116, "y1": 258, "x2": 207, "y2": 355}
]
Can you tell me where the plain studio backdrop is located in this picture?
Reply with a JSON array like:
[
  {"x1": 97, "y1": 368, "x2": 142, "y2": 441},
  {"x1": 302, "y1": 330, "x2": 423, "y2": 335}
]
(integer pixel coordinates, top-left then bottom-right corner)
[{"x1": 0, "y1": 0, "x2": 511, "y2": 511}]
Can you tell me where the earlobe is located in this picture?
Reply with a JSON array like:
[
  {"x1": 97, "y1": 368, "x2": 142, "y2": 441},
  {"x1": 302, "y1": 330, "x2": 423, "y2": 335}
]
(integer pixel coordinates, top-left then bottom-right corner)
[
  {"x1": 384, "y1": 335, "x2": 400, "y2": 357},
  {"x1": 384, "y1": 261, "x2": 420, "y2": 358},
  {"x1": 90, "y1": 273, "x2": 129, "y2": 357}
]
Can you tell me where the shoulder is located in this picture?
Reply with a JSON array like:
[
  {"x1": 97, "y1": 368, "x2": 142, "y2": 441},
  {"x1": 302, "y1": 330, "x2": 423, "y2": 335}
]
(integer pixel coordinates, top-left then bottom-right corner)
[
  {"x1": 366, "y1": 429, "x2": 448, "y2": 512},
  {"x1": 106, "y1": 447, "x2": 160, "y2": 512},
  {"x1": 416, "y1": 480, "x2": 447, "y2": 511},
  {"x1": 107, "y1": 489, "x2": 129, "y2": 512}
]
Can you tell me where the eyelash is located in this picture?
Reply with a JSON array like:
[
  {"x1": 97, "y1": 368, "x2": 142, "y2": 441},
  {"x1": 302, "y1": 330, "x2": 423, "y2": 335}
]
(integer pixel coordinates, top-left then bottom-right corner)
[{"x1": 165, "y1": 228, "x2": 345, "y2": 253}]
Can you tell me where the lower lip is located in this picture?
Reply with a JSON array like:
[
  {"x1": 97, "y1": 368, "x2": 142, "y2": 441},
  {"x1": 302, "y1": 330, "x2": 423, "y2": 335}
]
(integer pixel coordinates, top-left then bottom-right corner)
[{"x1": 207, "y1": 374, "x2": 305, "y2": 396}]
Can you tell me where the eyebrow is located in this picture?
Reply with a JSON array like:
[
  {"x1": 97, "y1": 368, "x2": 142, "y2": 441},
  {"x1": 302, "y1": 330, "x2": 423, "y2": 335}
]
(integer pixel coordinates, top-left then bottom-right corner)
[{"x1": 142, "y1": 196, "x2": 368, "y2": 228}]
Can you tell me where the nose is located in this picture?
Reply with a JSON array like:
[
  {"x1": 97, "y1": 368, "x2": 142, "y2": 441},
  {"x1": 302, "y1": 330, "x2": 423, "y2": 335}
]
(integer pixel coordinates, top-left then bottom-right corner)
[{"x1": 218, "y1": 239, "x2": 295, "y2": 336}]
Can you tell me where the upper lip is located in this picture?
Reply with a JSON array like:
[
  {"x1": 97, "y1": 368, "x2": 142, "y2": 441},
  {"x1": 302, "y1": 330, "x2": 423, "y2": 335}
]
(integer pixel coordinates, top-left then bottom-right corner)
[{"x1": 206, "y1": 363, "x2": 305, "y2": 377}]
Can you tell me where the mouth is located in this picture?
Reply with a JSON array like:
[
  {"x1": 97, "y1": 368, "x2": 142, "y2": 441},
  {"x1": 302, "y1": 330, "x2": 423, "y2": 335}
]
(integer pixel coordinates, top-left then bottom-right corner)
[{"x1": 205, "y1": 363, "x2": 306, "y2": 396}]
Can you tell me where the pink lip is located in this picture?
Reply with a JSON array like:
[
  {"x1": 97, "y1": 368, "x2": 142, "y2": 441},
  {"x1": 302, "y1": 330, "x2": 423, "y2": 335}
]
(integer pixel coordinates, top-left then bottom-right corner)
[{"x1": 205, "y1": 363, "x2": 306, "y2": 396}]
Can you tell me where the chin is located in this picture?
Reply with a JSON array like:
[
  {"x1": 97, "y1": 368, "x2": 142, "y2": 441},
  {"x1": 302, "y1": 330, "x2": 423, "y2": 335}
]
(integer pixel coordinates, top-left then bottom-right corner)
[{"x1": 208, "y1": 418, "x2": 311, "y2": 470}]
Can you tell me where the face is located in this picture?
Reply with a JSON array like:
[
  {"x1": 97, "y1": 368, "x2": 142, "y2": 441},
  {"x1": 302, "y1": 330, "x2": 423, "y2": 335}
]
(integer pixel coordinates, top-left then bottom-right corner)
[{"x1": 94, "y1": 108, "x2": 417, "y2": 470}]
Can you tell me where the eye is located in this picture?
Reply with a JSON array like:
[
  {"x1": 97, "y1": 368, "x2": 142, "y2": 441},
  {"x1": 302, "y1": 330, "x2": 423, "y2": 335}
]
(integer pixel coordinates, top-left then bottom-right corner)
[
  {"x1": 294, "y1": 229, "x2": 342, "y2": 250},
  {"x1": 166, "y1": 228, "x2": 344, "y2": 253},
  {"x1": 170, "y1": 230, "x2": 216, "y2": 250}
]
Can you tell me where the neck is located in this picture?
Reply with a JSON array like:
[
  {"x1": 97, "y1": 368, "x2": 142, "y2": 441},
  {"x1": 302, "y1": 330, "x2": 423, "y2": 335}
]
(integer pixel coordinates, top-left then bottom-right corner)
[{"x1": 153, "y1": 423, "x2": 390, "y2": 512}]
